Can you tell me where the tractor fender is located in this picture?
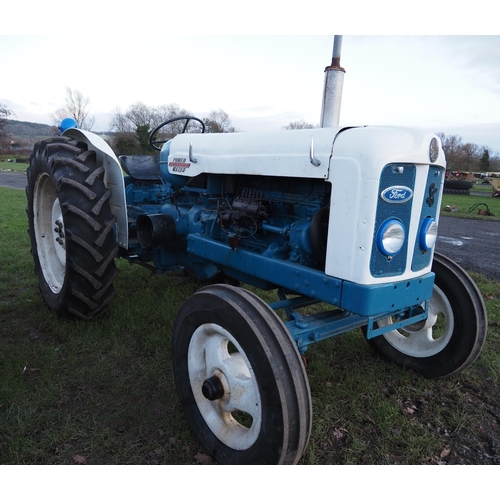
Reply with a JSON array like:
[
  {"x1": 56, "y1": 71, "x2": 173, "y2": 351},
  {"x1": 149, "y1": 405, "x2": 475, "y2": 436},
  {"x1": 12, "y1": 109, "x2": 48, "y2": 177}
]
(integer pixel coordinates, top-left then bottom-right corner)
[{"x1": 62, "y1": 128, "x2": 128, "y2": 248}]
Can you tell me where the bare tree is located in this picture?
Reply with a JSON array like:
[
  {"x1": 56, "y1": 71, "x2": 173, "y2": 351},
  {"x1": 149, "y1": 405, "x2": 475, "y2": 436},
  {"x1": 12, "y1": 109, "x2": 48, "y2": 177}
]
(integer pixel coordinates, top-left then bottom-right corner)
[
  {"x1": 124, "y1": 102, "x2": 155, "y2": 129},
  {"x1": 154, "y1": 103, "x2": 189, "y2": 125},
  {"x1": 111, "y1": 102, "x2": 191, "y2": 133},
  {"x1": 109, "y1": 106, "x2": 133, "y2": 133},
  {"x1": 151, "y1": 103, "x2": 198, "y2": 138},
  {"x1": 459, "y1": 142, "x2": 479, "y2": 171},
  {"x1": 0, "y1": 103, "x2": 14, "y2": 154},
  {"x1": 437, "y1": 133, "x2": 494, "y2": 172},
  {"x1": 283, "y1": 120, "x2": 316, "y2": 130},
  {"x1": 203, "y1": 109, "x2": 238, "y2": 133},
  {"x1": 53, "y1": 87, "x2": 95, "y2": 130},
  {"x1": 0, "y1": 102, "x2": 13, "y2": 133},
  {"x1": 437, "y1": 133, "x2": 464, "y2": 170},
  {"x1": 110, "y1": 102, "x2": 212, "y2": 154},
  {"x1": 490, "y1": 152, "x2": 500, "y2": 172}
]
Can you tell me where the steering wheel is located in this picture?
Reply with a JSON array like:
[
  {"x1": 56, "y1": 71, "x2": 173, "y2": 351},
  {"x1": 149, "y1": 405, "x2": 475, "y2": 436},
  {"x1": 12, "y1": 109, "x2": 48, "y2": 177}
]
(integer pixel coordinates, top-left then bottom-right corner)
[{"x1": 149, "y1": 116, "x2": 206, "y2": 151}]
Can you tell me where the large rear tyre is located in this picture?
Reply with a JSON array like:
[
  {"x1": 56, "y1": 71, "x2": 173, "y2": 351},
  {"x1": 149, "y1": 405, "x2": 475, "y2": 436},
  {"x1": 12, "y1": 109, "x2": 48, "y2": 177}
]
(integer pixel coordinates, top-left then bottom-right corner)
[
  {"x1": 443, "y1": 179, "x2": 473, "y2": 190},
  {"x1": 172, "y1": 284, "x2": 312, "y2": 464},
  {"x1": 26, "y1": 136, "x2": 118, "y2": 319},
  {"x1": 366, "y1": 252, "x2": 487, "y2": 379}
]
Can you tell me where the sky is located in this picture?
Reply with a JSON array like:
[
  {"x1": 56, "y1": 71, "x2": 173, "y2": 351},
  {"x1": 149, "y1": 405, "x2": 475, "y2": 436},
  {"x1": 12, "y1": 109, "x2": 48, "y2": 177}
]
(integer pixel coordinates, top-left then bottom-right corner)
[{"x1": 2, "y1": 32, "x2": 499, "y2": 154}]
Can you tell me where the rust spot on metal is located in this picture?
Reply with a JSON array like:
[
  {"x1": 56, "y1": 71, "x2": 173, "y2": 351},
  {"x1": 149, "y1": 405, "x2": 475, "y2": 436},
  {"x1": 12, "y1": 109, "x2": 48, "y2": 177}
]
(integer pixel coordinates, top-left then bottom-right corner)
[{"x1": 325, "y1": 57, "x2": 345, "y2": 72}]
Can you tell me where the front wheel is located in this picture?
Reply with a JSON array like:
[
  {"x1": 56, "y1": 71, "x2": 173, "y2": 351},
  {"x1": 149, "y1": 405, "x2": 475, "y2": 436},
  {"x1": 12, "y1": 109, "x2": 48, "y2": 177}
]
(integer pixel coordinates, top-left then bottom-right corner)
[
  {"x1": 172, "y1": 284, "x2": 312, "y2": 464},
  {"x1": 366, "y1": 252, "x2": 487, "y2": 379}
]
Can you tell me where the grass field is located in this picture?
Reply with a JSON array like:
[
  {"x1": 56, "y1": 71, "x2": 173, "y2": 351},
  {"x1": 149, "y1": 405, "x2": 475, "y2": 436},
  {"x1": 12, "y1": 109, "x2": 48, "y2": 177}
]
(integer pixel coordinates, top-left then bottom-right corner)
[
  {"x1": 442, "y1": 184, "x2": 500, "y2": 221},
  {"x1": 0, "y1": 160, "x2": 29, "y2": 173},
  {"x1": 1, "y1": 186, "x2": 499, "y2": 465}
]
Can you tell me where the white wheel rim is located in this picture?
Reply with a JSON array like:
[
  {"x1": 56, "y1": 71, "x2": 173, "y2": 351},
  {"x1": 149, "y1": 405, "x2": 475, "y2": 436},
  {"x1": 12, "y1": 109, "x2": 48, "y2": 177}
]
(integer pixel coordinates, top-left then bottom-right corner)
[
  {"x1": 380, "y1": 285, "x2": 454, "y2": 357},
  {"x1": 188, "y1": 323, "x2": 262, "y2": 450},
  {"x1": 33, "y1": 173, "x2": 66, "y2": 293}
]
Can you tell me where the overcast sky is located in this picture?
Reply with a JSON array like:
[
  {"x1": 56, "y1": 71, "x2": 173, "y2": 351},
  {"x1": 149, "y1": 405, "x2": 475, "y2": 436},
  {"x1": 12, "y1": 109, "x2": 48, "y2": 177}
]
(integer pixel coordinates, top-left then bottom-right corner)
[{"x1": 2, "y1": 34, "x2": 499, "y2": 154}]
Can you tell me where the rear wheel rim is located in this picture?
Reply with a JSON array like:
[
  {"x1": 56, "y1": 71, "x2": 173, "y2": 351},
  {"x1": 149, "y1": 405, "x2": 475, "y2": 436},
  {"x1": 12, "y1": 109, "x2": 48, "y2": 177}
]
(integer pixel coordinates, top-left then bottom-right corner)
[{"x1": 33, "y1": 173, "x2": 66, "y2": 294}]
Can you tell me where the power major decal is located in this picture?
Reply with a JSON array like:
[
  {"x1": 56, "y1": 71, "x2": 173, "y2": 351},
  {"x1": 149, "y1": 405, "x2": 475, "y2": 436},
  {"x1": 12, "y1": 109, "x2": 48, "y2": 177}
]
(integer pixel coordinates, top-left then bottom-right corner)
[{"x1": 169, "y1": 157, "x2": 190, "y2": 172}]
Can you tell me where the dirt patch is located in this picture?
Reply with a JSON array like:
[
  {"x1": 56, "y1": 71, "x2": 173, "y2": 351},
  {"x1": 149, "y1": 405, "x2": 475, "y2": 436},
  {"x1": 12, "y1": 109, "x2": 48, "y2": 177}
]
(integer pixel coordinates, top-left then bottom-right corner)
[{"x1": 447, "y1": 378, "x2": 500, "y2": 464}]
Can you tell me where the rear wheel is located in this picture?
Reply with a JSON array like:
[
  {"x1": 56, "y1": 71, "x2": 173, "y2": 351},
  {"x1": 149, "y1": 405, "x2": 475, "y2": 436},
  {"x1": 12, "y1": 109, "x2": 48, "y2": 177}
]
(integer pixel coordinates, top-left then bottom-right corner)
[
  {"x1": 366, "y1": 253, "x2": 487, "y2": 379},
  {"x1": 26, "y1": 136, "x2": 118, "y2": 319},
  {"x1": 172, "y1": 284, "x2": 312, "y2": 464}
]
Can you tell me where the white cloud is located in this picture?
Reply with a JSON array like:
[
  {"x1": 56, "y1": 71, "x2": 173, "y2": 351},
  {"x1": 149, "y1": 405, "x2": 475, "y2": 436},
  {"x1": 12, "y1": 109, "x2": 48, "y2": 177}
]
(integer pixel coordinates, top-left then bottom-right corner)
[{"x1": 2, "y1": 35, "x2": 500, "y2": 153}]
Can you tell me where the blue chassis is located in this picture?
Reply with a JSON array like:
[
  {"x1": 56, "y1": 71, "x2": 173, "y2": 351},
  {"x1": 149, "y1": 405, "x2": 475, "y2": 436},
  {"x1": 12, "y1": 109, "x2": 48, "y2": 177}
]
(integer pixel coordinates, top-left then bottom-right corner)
[{"x1": 186, "y1": 234, "x2": 434, "y2": 354}]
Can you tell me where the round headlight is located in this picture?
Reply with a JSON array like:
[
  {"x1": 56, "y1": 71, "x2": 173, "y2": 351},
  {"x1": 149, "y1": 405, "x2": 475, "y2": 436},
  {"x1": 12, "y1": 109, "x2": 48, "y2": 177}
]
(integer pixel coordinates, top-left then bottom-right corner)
[
  {"x1": 419, "y1": 217, "x2": 438, "y2": 252},
  {"x1": 429, "y1": 137, "x2": 439, "y2": 163},
  {"x1": 377, "y1": 219, "x2": 405, "y2": 257}
]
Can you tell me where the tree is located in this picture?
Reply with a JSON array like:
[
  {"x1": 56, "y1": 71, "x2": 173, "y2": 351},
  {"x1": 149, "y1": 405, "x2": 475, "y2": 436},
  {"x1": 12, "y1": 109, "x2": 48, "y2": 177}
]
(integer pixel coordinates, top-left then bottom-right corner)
[
  {"x1": 109, "y1": 103, "x2": 236, "y2": 154},
  {"x1": 111, "y1": 102, "x2": 191, "y2": 135},
  {"x1": 109, "y1": 106, "x2": 134, "y2": 134},
  {"x1": 0, "y1": 102, "x2": 13, "y2": 128},
  {"x1": 152, "y1": 103, "x2": 200, "y2": 138},
  {"x1": 0, "y1": 103, "x2": 14, "y2": 154},
  {"x1": 203, "y1": 109, "x2": 238, "y2": 133},
  {"x1": 436, "y1": 133, "x2": 498, "y2": 173},
  {"x1": 458, "y1": 142, "x2": 479, "y2": 171},
  {"x1": 480, "y1": 148, "x2": 490, "y2": 171},
  {"x1": 490, "y1": 153, "x2": 500, "y2": 172},
  {"x1": 53, "y1": 87, "x2": 95, "y2": 130},
  {"x1": 112, "y1": 132, "x2": 139, "y2": 155},
  {"x1": 136, "y1": 124, "x2": 152, "y2": 154},
  {"x1": 437, "y1": 133, "x2": 463, "y2": 170},
  {"x1": 283, "y1": 120, "x2": 316, "y2": 130},
  {"x1": 124, "y1": 102, "x2": 155, "y2": 129}
]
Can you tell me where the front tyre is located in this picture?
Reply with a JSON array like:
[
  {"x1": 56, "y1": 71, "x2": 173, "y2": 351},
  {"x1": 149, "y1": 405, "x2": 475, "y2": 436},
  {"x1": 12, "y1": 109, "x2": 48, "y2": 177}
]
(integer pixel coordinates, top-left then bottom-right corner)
[
  {"x1": 366, "y1": 252, "x2": 487, "y2": 379},
  {"x1": 172, "y1": 284, "x2": 312, "y2": 464},
  {"x1": 26, "y1": 137, "x2": 118, "y2": 319}
]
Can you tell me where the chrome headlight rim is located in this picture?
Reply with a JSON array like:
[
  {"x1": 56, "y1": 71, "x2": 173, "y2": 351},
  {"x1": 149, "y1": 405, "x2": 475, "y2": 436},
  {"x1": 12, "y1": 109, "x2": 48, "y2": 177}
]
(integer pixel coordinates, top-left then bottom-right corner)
[
  {"x1": 419, "y1": 216, "x2": 438, "y2": 252},
  {"x1": 429, "y1": 137, "x2": 440, "y2": 163},
  {"x1": 377, "y1": 219, "x2": 406, "y2": 257}
]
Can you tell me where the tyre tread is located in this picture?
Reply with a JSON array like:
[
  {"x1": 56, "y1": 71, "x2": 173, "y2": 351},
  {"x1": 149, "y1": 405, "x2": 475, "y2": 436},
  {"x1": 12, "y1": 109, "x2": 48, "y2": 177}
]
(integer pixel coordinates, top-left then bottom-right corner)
[{"x1": 26, "y1": 136, "x2": 118, "y2": 319}]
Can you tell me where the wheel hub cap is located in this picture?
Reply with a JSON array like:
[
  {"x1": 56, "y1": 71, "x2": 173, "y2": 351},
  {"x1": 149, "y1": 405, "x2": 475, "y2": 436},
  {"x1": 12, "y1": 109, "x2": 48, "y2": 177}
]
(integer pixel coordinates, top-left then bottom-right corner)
[
  {"x1": 202, "y1": 375, "x2": 225, "y2": 401},
  {"x1": 188, "y1": 323, "x2": 262, "y2": 450}
]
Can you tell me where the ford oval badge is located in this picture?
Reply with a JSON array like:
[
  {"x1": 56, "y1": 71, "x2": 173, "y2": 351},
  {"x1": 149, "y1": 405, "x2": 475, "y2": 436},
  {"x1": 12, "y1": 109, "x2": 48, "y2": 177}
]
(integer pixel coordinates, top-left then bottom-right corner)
[{"x1": 381, "y1": 186, "x2": 413, "y2": 204}]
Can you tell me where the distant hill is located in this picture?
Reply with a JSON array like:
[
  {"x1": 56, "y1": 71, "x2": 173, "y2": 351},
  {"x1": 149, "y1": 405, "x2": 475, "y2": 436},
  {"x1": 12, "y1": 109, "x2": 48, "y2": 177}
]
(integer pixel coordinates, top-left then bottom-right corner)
[
  {"x1": 4, "y1": 119, "x2": 114, "y2": 144},
  {"x1": 5, "y1": 120, "x2": 57, "y2": 141}
]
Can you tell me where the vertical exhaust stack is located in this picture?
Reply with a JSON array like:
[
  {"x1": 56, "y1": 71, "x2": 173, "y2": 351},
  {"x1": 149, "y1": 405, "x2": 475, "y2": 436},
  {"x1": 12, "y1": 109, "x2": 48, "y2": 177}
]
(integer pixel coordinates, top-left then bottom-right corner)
[{"x1": 320, "y1": 35, "x2": 345, "y2": 128}]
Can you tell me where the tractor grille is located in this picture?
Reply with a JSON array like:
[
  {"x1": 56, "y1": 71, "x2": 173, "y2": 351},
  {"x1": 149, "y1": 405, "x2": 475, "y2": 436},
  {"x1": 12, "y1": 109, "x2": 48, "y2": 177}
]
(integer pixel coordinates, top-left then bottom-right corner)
[
  {"x1": 370, "y1": 164, "x2": 416, "y2": 277},
  {"x1": 411, "y1": 165, "x2": 444, "y2": 271}
]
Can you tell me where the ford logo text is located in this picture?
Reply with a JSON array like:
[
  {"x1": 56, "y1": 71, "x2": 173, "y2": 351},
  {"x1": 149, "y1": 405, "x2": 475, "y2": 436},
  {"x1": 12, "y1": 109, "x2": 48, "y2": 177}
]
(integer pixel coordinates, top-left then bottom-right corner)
[{"x1": 381, "y1": 186, "x2": 413, "y2": 204}]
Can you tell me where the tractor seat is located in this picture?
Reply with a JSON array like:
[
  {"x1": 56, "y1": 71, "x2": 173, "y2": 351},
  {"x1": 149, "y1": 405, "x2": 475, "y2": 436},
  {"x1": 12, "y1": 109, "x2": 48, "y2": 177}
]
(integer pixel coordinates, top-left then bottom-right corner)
[{"x1": 120, "y1": 155, "x2": 161, "y2": 181}]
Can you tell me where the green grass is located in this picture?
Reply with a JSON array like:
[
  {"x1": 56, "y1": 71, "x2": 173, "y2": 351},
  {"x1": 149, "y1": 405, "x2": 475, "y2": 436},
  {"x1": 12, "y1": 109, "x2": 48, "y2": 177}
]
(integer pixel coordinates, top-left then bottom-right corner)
[
  {"x1": 1, "y1": 186, "x2": 499, "y2": 465},
  {"x1": 441, "y1": 190, "x2": 500, "y2": 221},
  {"x1": 472, "y1": 183, "x2": 497, "y2": 194},
  {"x1": 0, "y1": 160, "x2": 29, "y2": 173}
]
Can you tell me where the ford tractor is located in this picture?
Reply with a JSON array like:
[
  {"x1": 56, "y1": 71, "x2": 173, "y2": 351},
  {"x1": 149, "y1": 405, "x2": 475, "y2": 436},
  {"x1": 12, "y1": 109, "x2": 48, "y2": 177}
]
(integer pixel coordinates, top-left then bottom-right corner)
[{"x1": 26, "y1": 37, "x2": 487, "y2": 464}]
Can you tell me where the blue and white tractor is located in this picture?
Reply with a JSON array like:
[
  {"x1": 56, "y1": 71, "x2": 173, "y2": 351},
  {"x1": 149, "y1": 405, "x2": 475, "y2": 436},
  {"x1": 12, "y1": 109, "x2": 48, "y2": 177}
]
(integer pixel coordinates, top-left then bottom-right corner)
[{"x1": 25, "y1": 38, "x2": 487, "y2": 464}]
